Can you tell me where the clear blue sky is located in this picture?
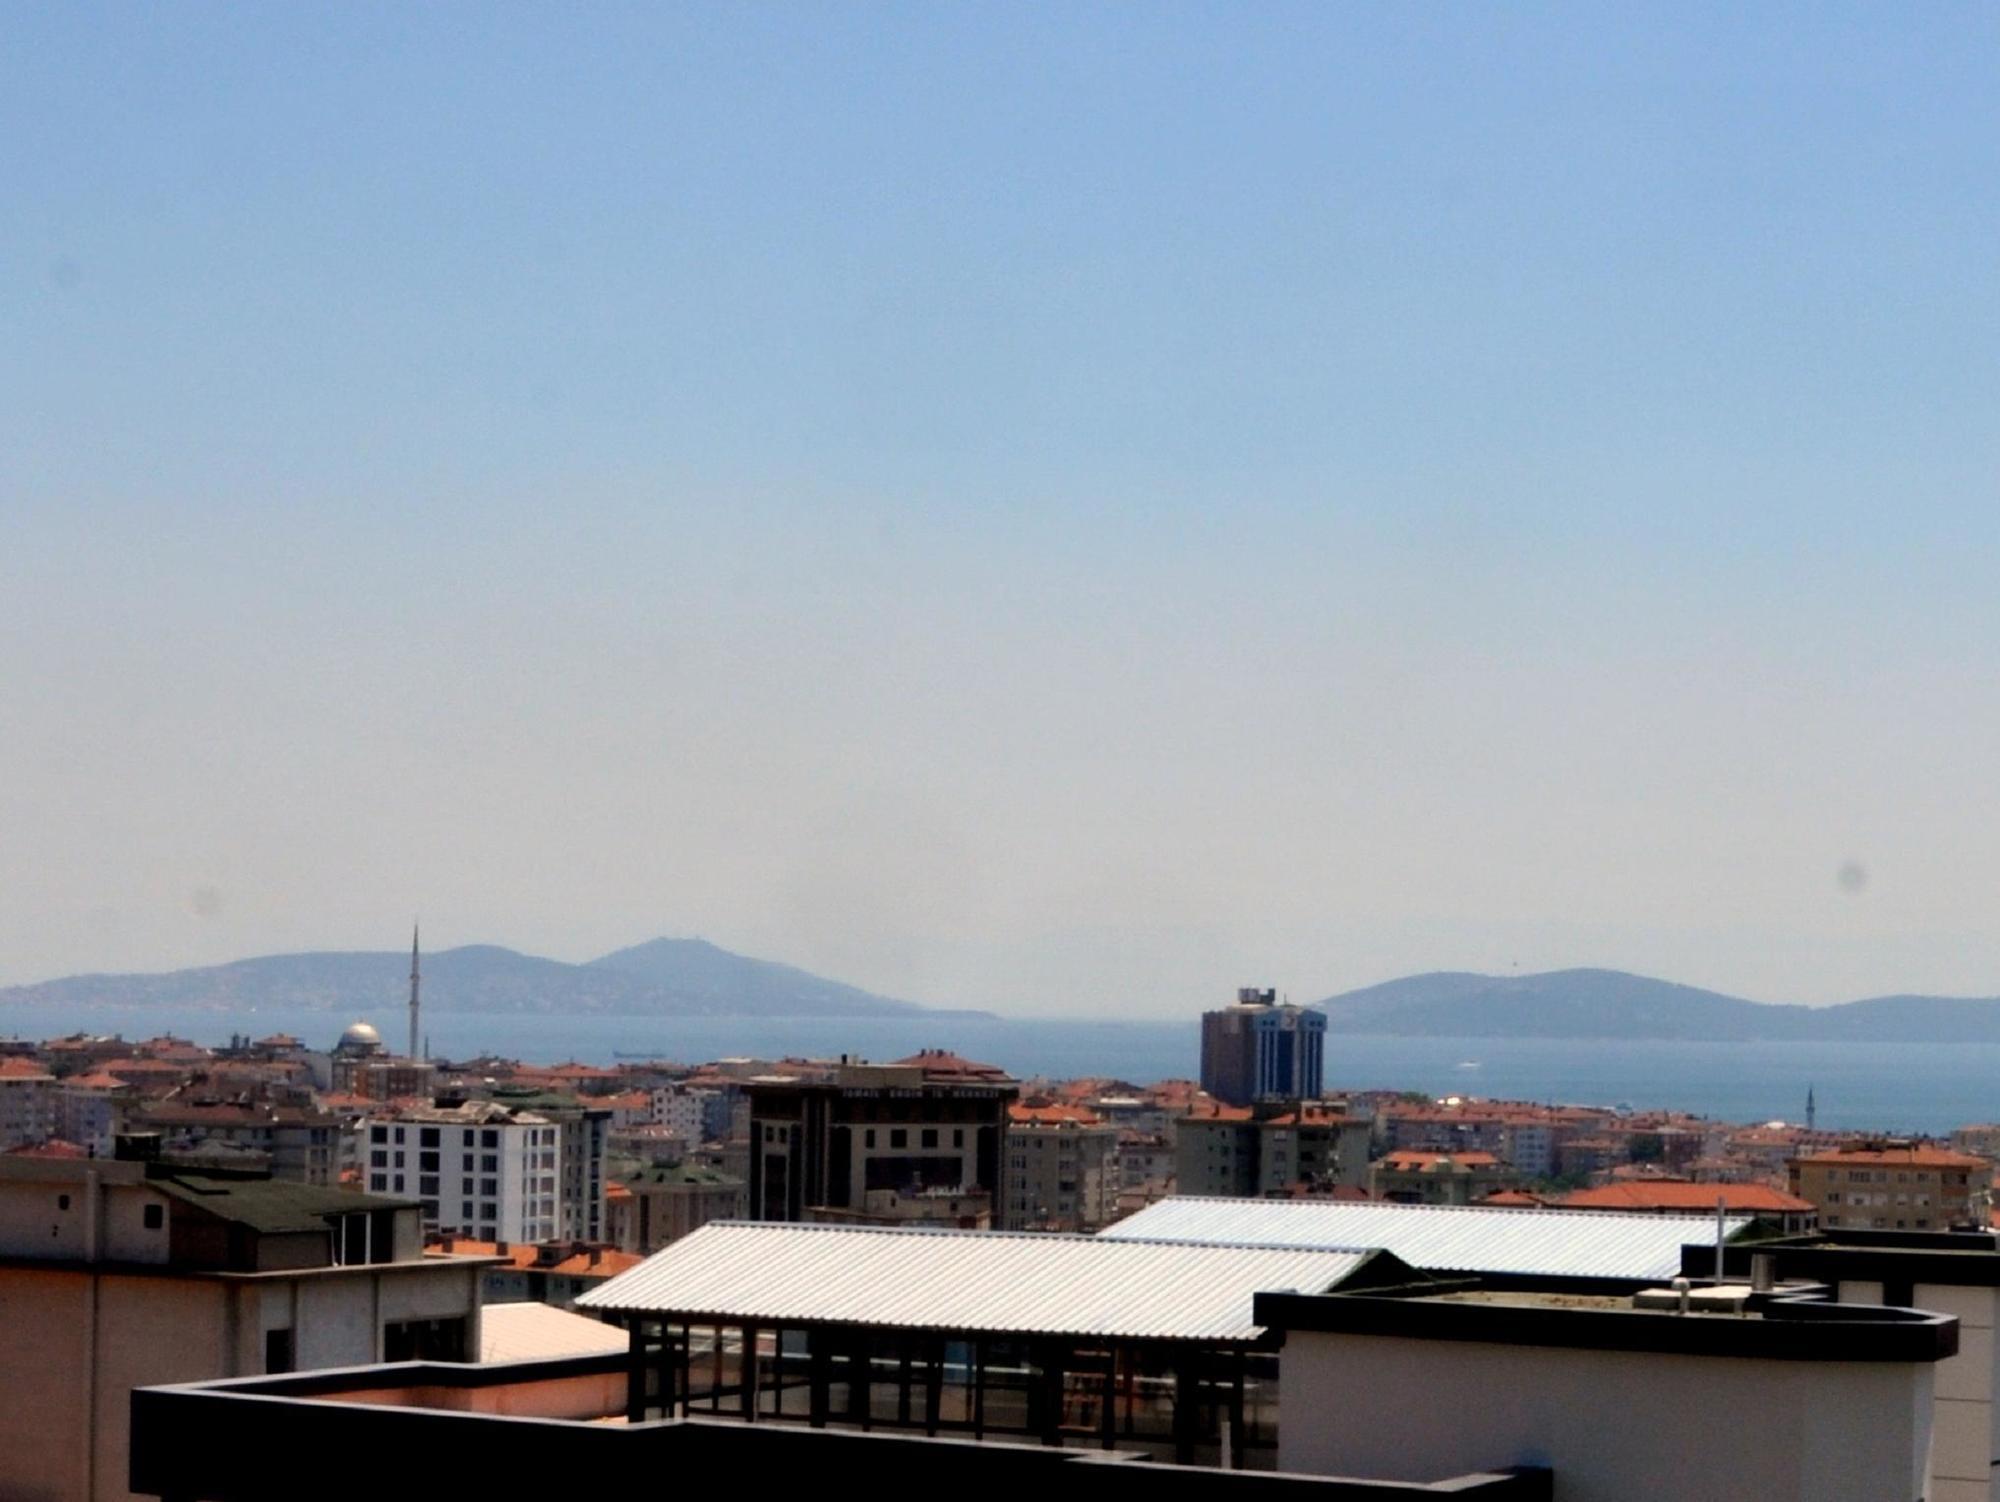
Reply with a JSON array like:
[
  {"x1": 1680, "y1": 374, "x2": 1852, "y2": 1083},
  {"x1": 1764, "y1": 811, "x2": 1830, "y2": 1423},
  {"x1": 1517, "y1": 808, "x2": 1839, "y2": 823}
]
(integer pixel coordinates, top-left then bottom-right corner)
[{"x1": 3, "y1": 5, "x2": 1997, "y2": 1013}]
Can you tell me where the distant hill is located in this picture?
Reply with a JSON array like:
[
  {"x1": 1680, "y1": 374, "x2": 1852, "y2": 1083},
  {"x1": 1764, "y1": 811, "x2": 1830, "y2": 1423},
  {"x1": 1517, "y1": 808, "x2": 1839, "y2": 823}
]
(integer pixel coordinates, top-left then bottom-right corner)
[
  {"x1": 0, "y1": 938, "x2": 980, "y2": 1021},
  {"x1": 1314, "y1": 968, "x2": 2000, "y2": 1042}
]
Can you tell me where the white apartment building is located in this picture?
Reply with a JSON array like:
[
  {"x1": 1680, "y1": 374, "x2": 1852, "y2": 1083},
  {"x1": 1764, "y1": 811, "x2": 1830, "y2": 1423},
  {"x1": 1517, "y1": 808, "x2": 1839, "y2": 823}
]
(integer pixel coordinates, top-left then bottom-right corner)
[
  {"x1": 650, "y1": 1085, "x2": 719, "y2": 1143},
  {"x1": 365, "y1": 1102, "x2": 561, "y2": 1243}
]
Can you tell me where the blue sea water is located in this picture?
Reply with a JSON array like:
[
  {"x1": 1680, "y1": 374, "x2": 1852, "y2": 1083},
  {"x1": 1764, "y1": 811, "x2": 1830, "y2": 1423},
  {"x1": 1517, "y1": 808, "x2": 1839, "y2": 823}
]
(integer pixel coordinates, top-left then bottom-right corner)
[{"x1": 1, "y1": 1002, "x2": 1992, "y2": 1135}]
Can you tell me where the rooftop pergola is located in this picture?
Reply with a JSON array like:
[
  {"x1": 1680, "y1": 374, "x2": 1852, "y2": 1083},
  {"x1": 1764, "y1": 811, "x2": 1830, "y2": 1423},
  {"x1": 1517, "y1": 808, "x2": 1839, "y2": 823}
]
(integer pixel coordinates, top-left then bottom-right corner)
[{"x1": 577, "y1": 1220, "x2": 1424, "y2": 1466}]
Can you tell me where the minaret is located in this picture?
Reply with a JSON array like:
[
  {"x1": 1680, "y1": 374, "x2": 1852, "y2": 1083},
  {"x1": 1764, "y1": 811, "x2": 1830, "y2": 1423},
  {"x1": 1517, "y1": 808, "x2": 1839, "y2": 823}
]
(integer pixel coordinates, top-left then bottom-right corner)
[
  {"x1": 1806, "y1": 1084, "x2": 1816, "y2": 1132},
  {"x1": 408, "y1": 923, "x2": 422, "y2": 1061}
]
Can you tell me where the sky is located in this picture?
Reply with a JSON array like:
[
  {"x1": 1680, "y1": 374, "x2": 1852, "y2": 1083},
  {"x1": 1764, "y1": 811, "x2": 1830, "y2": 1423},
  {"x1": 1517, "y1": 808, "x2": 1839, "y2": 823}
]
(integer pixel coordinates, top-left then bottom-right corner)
[{"x1": 3, "y1": 5, "x2": 1998, "y2": 1015}]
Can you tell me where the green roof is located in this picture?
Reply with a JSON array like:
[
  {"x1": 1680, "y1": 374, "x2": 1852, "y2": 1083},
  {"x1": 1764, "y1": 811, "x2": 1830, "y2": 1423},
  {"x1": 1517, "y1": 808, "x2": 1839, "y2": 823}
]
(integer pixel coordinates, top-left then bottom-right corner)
[
  {"x1": 626, "y1": 1164, "x2": 741, "y2": 1188},
  {"x1": 153, "y1": 1175, "x2": 419, "y2": 1235}
]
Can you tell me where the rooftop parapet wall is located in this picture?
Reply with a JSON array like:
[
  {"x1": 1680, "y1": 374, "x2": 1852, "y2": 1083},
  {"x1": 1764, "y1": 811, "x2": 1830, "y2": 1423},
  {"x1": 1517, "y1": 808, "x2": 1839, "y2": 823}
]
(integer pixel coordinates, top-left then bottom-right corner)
[{"x1": 131, "y1": 1362, "x2": 1552, "y2": 1502}]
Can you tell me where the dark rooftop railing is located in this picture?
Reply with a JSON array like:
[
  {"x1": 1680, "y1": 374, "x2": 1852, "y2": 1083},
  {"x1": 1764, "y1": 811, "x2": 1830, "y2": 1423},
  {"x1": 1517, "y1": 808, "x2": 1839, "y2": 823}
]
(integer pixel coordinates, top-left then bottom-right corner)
[{"x1": 131, "y1": 1359, "x2": 1550, "y2": 1502}]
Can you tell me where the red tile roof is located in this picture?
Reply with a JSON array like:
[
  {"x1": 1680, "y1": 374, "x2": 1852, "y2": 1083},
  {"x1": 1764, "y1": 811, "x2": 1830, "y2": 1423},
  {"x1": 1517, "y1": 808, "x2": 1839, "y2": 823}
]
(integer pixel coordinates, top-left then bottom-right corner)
[
  {"x1": 1009, "y1": 1103, "x2": 1102, "y2": 1126},
  {"x1": 0, "y1": 1059, "x2": 53, "y2": 1080},
  {"x1": 3, "y1": 1138, "x2": 90, "y2": 1159},
  {"x1": 1378, "y1": 1150, "x2": 1501, "y2": 1170},
  {"x1": 889, "y1": 1049, "x2": 1013, "y2": 1083},
  {"x1": 1793, "y1": 1144, "x2": 1990, "y2": 1170},
  {"x1": 1560, "y1": 1181, "x2": 1814, "y2": 1213}
]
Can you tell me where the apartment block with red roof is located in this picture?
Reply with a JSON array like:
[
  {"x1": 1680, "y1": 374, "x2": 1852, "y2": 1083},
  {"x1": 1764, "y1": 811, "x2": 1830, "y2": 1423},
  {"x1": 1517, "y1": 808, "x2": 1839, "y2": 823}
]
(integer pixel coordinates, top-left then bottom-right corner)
[
  {"x1": 1559, "y1": 1178, "x2": 1818, "y2": 1234},
  {"x1": 1177, "y1": 1099, "x2": 1373, "y2": 1198},
  {"x1": 1369, "y1": 1150, "x2": 1514, "y2": 1206},
  {"x1": 0, "y1": 1056, "x2": 56, "y2": 1149},
  {"x1": 1004, "y1": 1101, "x2": 1119, "y2": 1230},
  {"x1": 1790, "y1": 1142, "x2": 1994, "y2": 1233}
]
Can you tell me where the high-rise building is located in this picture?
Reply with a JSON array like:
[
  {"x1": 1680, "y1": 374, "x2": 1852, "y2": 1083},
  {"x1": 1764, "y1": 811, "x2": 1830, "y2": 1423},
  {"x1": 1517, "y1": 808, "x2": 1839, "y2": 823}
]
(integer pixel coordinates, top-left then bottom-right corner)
[{"x1": 1199, "y1": 987, "x2": 1327, "y2": 1106}]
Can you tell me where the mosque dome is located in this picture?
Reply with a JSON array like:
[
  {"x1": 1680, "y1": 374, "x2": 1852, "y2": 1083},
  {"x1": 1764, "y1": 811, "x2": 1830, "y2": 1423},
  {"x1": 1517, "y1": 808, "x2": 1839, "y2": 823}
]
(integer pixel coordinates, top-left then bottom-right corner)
[{"x1": 336, "y1": 1020, "x2": 384, "y2": 1054}]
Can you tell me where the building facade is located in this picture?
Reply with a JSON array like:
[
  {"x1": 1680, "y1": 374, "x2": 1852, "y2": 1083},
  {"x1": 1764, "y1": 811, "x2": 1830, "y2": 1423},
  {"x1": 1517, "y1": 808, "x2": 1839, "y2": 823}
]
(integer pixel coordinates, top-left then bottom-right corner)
[
  {"x1": 609, "y1": 1163, "x2": 748, "y2": 1253},
  {"x1": 1369, "y1": 1150, "x2": 1512, "y2": 1205},
  {"x1": 364, "y1": 1101, "x2": 562, "y2": 1242},
  {"x1": 1791, "y1": 1143, "x2": 1993, "y2": 1233},
  {"x1": 0, "y1": 1056, "x2": 56, "y2": 1149},
  {"x1": 1199, "y1": 988, "x2": 1327, "y2": 1106},
  {"x1": 0, "y1": 1150, "x2": 488, "y2": 1502},
  {"x1": 746, "y1": 1053, "x2": 1016, "y2": 1228},
  {"x1": 1003, "y1": 1103, "x2": 1120, "y2": 1231},
  {"x1": 1176, "y1": 1103, "x2": 1373, "y2": 1198}
]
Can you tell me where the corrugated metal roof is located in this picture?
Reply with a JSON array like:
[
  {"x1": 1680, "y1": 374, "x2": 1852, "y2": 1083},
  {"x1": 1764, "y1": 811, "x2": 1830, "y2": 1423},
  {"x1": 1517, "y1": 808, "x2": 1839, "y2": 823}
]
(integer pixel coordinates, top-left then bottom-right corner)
[
  {"x1": 577, "y1": 1221, "x2": 1381, "y2": 1341},
  {"x1": 1100, "y1": 1197, "x2": 1750, "y2": 1281},
  {"x1": 480, "y1": 1301, "x2": 629, "y2": 1364}
]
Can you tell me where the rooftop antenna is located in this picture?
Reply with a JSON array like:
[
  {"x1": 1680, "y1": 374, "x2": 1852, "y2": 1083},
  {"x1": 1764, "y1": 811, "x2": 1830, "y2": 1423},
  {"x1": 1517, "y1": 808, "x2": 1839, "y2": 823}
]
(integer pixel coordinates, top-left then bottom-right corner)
[
  {"x1": 408, "y1": 922, "x2": 422, "y2": 1061},
  {"x1": 1715, "y1": 1194, "x2": 1727, "y2": 1284}
]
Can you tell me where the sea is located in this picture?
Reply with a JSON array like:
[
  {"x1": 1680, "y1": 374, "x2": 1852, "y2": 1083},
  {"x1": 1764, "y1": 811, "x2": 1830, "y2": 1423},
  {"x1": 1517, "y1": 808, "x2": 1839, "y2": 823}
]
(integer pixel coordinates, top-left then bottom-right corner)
[{"x1": 1, "y1": 1003, "x2": 1994, "y2": 1136}]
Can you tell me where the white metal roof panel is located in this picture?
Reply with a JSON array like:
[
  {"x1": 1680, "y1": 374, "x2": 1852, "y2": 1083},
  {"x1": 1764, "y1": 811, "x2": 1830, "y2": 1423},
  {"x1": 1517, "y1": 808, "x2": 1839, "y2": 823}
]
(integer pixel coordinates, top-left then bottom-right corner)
[
  {"x1": 479, "y1": 1301, "x2": 629, "y2": 1364},
  {"x1": 1100, "y1": 1197, "x2": 1750, "y2": 1281},
  {"x1": 577, "y1": 1221, "x2": 1379, "y2": 1340}
]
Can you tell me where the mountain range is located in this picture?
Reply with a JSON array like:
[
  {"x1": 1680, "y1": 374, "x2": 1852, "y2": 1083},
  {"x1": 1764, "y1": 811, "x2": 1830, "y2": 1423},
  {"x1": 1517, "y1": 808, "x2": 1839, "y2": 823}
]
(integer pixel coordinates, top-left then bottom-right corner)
[
  {"x1": 7, "y1": 945, "x2": 2000, "y2": 1042},
  {"x1": 0, "y1": 937, "x2": 990, "y2": 1021},
  {"x1": 1313, "y1": 968, "x2": 2000, "y2": 1043}
]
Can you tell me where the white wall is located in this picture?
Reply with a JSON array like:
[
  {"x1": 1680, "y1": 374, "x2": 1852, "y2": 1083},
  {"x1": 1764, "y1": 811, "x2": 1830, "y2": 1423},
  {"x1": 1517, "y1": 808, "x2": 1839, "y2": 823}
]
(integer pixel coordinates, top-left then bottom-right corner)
[
  {"x1": 1279, "y1": 1329, "x2": 1935, "y2": 1502},
  {"x1": 0, "y1": 1174, "x2": 171, "y2": 1264},
  {"x1": 1913, "y1": 1282, "x2": 1999, "y2": 1502}
]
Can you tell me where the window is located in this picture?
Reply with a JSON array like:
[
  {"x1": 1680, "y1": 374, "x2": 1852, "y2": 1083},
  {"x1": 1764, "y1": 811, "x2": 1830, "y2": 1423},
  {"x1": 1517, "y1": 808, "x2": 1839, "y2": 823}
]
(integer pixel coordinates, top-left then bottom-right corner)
[
  {"x1": 143, "y1": 1203, "x2": 163, "y2": 1230},
  {"x1": 480, "y1": 1201, "x2": 497, "y2": 1220},
  {"x1": 419, "y1": 1176, "x2": 439, "y2": 1196},
  {"x1": 481, "y1": 1178, "x2": 497, "y2": 1196},
  {"x1": 481, "y1": 1155, "x2": 498, "y2": 1173},
  {"x1": 393, "y1": 1127, "x2": 405, "y2": 1144},
  {"x1": 921, "y1": 1129, "x2": 938, "y2": 1149},
  {"x1": 370, "y1": 1126, "x2": 387, "y2": 1144},
  {"x1": 420, "y1": 1127, "x2": 440, "y2": 1148},
  {"x1": 482, "y1": 1130, "x2": 499, "y2": 1148},
  {"x1": 419, "y1": 1151, "x2": 439, "y2": 1172},
  {"x1": 461, "y1": 1177, "x2": 473, "y2": 1195},
  {"x1": 56, "y1": 1194, "x2": 70, "y2": 1211},
  {"x1": 461, "y1": 1200, "x2": 473, "y2": 1220},
  {"x1": 865, "y1": 1129, "x2": 876, "y2": 1148},
  {"x1": 371, "y1": 1150, "x2": 388, "y2": 1168},
  {"x1": 462, "y1": 1129, "x2": 474, "y2": 1146},
  {"x1": 393, "y1": 1151, "x2": 405, "y2": 1168},
  {"x1": 393, "y1": 1175, "x2": 405, "y2": 1192},
  {"x1": 370, "y1": 1174, "x2": 387, "y2": 1192},
  {"x1": 264, "y1": 1329, "x2": 295, "y2": 1375},
  {"x1": 954, "y1": 1129, "x2": 964, "y2": 1148},
  {"x1": 890, "y1": 1129, "x2": 908, "y2": 1149},
  {"x1": 383, "y1": 1316, "x2": 468, "y2": 1362}
]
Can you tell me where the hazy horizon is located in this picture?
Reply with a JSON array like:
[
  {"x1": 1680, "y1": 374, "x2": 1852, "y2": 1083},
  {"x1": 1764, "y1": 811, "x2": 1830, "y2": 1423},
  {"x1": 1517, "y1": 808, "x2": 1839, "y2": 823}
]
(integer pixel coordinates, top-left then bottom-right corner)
[
  {"x1": 6, "y1": 7, "x2": 1997, "y2": 1016},
  {"x1": 7, "y1": 934, "x2": 2000, "y2": 1019}
]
